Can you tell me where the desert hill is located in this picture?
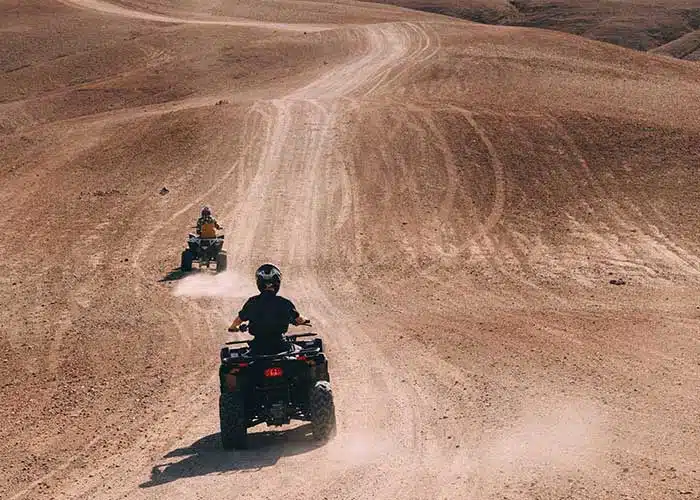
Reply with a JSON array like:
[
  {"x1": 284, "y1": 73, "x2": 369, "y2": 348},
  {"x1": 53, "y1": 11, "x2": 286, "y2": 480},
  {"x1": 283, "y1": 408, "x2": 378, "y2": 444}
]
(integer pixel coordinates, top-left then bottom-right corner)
[{"x1": 1, "y1": 1, "x2": 698, "y2": 499}]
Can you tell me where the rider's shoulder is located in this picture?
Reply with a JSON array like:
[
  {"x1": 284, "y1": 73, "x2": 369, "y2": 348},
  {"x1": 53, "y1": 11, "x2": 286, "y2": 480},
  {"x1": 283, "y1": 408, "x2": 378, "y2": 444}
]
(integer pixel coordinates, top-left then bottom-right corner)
[
  {"x1": 241, "y1": 295, "x2": 258, "y2": 307},
  {"x1": 276, "y1": 295, "x2": 296, "y2": 306}
]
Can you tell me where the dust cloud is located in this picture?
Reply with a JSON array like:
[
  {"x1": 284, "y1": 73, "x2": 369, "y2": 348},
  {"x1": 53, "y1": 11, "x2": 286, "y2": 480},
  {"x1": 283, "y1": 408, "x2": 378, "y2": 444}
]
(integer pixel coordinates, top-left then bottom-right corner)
[
  {"x1": 172, "y1": 268, "x2": 257, "y2": 299},
  {"x1": 482, "y1": 399, "x2": 607, "y2": 472}
]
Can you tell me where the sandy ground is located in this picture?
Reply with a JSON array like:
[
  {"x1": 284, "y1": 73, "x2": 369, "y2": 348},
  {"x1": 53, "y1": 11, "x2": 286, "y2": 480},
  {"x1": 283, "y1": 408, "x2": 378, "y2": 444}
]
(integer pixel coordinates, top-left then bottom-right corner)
[{"x1": 1, "y1": 1, "x2": 699, "y2": 499}]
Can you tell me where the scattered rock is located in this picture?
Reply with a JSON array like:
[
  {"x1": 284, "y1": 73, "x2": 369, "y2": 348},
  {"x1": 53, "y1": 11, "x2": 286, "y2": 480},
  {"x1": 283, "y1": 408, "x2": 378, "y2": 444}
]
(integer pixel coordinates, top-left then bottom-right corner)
[
  {"x1": 609, "y1": 278, "x2": 626, "y2": 285},
  {"x1": 81, "y1": 189, "x2": 125, "y2": 197},
  {"x1": 159, "y1": 187, "x2": 169, "y2": 195},
  {"x1": 215, "y1": 99, "x2": 229, "y2": 106}
]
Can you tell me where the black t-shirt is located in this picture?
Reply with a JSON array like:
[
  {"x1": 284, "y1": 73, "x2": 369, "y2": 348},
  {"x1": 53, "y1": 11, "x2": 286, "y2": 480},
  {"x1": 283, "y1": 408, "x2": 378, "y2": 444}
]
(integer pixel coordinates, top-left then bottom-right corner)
[{"x1": 238, "y1": 293, "x2": 300, "y2": 340}]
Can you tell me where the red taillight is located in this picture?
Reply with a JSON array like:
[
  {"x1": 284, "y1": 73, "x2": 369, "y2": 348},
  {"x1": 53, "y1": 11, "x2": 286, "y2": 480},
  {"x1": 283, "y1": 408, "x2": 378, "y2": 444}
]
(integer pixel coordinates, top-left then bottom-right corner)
[
  {"x1": 264, "y1": 367, "x2": 283, "y2": 377},
  {"x1": 296, "y1": 355, "x2": 307, "y2": 361},
  {"x1": 237, "y1": 362, "x2": 249, "y2": 368}
]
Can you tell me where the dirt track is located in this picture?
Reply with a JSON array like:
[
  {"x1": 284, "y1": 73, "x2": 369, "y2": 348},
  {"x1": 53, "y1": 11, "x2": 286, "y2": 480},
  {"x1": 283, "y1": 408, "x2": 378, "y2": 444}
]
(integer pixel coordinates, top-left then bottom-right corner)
[{"x1": 1, "y1": 1, "x2": 699, "y2": 499}]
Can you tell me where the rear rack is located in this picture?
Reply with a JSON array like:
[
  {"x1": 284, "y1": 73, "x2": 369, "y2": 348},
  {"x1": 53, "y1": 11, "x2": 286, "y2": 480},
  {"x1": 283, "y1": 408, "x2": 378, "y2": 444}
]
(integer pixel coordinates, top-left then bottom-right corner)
[
  {"x1": 224, "y1": 339, "x2": 251, "y2": 346},
  {"x1": 285, "y1": 332, "x2": 317, "y2": 341},
  {"x1": 224, "y1": 332, "x2": 316, "y2": 346},
  {"x1": 222, "y1": 344, "x2": 322, "y2": 362}
]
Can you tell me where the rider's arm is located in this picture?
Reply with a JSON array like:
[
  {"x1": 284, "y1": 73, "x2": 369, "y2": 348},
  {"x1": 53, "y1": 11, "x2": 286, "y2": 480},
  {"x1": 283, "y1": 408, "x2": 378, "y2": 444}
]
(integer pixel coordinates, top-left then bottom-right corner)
[
  {"x1": 287, "y1": 300, "x2": 309, "y2": 326},
  {"x1": 293, "y1": 315, "x2": 310, "y2": 326},
  {"x1": 229, "y1": 316, "x2": 243, "y2": 331},
  {"x1": 230, "y1": 298, "x2": 253, "y2": 331}
]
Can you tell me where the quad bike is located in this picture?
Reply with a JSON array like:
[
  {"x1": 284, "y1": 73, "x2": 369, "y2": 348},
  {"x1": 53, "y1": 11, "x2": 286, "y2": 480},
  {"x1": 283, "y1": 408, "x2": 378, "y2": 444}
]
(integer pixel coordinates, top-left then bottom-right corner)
[
  {"x1": 180, "y1": 231, "x2": 227, "y2": 273},
  {"x1": 218, "y1": 323, "x2": 336, "y2": 450}
]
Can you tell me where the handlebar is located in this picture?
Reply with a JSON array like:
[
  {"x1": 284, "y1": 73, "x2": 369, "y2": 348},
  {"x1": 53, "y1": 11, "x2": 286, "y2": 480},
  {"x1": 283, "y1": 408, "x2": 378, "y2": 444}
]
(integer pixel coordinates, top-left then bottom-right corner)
[
  {"x1": 224, "y1": 331, "x2": 317, "y2": 346},
  {"x1": 227, "y1": 321, "x2": 312, "y2": 333},
  {"x1": 227, "y1": 323, "x2": 249, "y2": 333}
]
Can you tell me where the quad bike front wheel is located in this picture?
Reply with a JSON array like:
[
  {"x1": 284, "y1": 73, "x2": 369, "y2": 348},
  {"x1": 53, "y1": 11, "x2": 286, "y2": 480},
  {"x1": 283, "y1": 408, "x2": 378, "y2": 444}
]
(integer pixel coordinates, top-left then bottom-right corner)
[
  {"x1": 216, "y1": 250, "x2": 227, "y2": 273},
  {"x1": 309, "y1": 381, "x2": 337, "y2": 442},
  {"x1": 181, "y1": 249, "x2": 194, "y2": 272},
  {"x1": 219, "y1": 392, "x2": 247, "y2": 450}
]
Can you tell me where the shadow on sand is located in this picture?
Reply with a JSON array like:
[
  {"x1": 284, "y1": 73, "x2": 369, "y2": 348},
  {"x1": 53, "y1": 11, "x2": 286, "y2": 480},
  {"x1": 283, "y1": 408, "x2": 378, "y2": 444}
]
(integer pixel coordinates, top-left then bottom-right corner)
[
  {"x1": 139, "y1": 424, "x2": 321, "y2": 488},
  {"x1": 159, "y1": 267, "x2": 191, "y2": 282}
]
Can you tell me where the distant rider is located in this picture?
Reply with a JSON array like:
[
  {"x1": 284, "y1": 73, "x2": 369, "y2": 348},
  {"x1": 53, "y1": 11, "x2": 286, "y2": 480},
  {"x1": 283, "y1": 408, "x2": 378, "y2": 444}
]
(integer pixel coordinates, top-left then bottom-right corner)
[
  {"x1": 196, "y1": 206, "x2": 221, "y2": 238},
  {"x1": 228, "y1": 264, "x2": 310, "y2": 354}
]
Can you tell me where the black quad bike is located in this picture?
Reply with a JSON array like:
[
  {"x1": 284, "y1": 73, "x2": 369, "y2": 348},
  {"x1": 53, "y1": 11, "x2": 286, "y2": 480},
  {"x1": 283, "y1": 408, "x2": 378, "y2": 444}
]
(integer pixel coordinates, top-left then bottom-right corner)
[
  {"x1": 180, "y1": 232, "x2": 227, "y2": 272},
  {"x1": 218, "y1": 324, "x2": 336, "y2": 450}
]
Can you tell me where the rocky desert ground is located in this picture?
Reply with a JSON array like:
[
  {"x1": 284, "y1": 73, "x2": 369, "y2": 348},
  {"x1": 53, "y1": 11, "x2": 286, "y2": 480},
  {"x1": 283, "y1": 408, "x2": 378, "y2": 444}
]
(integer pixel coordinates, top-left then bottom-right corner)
[{"x1": 1, "y1": 1, "x2": 699, "y2": 498}]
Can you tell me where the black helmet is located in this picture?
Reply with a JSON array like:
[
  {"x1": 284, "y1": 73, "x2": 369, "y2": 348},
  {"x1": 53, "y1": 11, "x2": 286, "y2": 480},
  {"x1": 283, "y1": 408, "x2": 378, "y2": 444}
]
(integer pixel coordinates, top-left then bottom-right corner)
[
  {"x1": 255, "y1": 264, "x2": 281, "y2": 294},
  {"x1": 201, "y1": 206, "x2": 211, "y2": 217}
]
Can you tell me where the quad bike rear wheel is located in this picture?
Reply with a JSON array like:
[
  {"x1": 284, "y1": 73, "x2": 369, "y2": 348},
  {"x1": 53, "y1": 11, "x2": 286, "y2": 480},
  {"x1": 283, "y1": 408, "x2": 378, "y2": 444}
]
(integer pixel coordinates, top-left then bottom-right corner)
[
  {"x1": 309, "y1": 381, "x2": 336, "y2": 441},
  {"x1": 219, "y1": 392, "x2": 247, "y2": 450},
  {"x1": 181, "y1": 249, "x2": 194, "y2": 272},
  {"x1": 216, "y1": 250, "x2": 227, "y2": 273}
]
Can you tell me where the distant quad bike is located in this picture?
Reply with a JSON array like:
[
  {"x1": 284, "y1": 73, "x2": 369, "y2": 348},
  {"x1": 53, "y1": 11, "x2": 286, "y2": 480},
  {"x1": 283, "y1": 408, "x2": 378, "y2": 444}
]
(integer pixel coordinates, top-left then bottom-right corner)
[
  {"x1": 218, "y1": 324, "x2": 336, "y2": 450},
  {"x1": 180, "y1": 232, "x2": 227, "y2": 273}
]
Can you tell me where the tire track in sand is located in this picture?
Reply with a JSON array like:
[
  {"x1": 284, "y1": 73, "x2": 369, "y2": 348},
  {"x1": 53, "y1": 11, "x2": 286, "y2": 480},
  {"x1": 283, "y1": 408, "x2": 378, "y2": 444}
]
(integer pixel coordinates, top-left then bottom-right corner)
[
  {"x1": 53, "y1": 21, "x2": 444, "y2": 500},
  {"x1": 60, "y1": 0, "x2": 329, "y2": 32},
  {"x1": 208, "y1": 22, "x2": 453, "y2": 500}
]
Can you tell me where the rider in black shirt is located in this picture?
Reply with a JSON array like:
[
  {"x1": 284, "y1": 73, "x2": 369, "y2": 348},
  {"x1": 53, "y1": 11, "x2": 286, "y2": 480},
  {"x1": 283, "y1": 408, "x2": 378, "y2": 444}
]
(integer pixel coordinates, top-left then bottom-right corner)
[{"x1": 228, "y1": 264, "x2": 310, "y2": 354}]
